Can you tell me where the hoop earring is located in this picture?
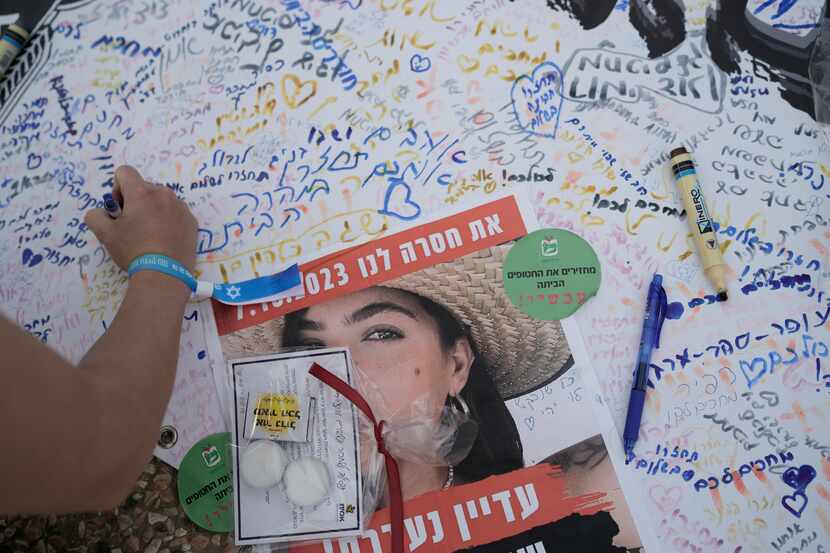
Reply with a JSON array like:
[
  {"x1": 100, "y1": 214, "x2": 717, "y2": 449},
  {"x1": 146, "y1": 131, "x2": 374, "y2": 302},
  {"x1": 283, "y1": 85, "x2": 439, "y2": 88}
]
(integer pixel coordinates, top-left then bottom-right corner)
[
  {"x1": 444, "y1": 394, "x2": 468, "y2": 489},
  {"x1": 452, "y1": 394, "x2": 470, "y2": 416},
  {"x1": 443, "y1": 464, "x2": 454, "y2": 489}
]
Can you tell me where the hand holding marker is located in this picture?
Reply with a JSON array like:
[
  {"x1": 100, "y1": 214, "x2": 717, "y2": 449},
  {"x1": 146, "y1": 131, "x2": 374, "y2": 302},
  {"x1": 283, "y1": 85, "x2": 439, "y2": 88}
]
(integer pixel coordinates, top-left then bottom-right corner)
[
  {"x1": 86, "y1": 167, "x2": 199, "y2": 272},
  {"x1": 95, "y1": 167, "x2": 302, "y2": 305},
  {"x1": 103, "y1": 193, "x2": 122, "y2": 219}
]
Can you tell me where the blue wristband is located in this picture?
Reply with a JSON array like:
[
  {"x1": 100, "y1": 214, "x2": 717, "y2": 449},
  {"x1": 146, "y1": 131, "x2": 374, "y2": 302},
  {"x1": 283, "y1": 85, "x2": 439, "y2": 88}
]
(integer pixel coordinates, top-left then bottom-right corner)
[
  {"x1": 128, "y1": 253, "x2": 198, "y2": 291},
  {"x1": 127, "y1": 253, "x2": 303, "y2": 305}
]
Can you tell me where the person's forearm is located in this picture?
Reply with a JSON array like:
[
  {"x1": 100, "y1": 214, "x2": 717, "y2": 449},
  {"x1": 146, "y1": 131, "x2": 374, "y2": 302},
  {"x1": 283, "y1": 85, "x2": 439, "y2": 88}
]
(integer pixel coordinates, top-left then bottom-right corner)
[
  {"x1": 76, "y1": 271, "x2": 190, "y2": 507},
  {"x1": 1, "y1": 165, "x2": 200, "y2": 515},
  {"x1": 0, "y1": 272, "x2": 191, "y2": 514},
  {"x1": 80, "y1": 270, "x2": 189, "y2": 396}
]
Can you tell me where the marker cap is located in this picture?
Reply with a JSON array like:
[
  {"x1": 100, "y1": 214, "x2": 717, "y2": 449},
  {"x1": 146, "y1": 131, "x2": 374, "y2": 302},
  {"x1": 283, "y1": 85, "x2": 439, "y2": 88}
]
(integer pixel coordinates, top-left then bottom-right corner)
[{"x1": 669, "y1": 146, "x2": 688, "y2": 158}]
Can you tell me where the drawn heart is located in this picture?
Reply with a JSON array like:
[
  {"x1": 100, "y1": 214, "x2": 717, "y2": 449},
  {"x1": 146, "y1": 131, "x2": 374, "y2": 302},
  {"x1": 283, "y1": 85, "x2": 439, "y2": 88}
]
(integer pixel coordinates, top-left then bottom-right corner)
[
  {"x1": 510, "y1": 61, "x2": 565, "y2": 140},
  {"x1": 649, "y1": 485, "x2": 682, "y2": 513},
  {"x1": 524, "y1": 417, "x2": 535, "y2": 431},
  {"x1": 664, "y1": 260, "x2": 698, "y2": 284},
  {"x1": 739, "y1": 356, "x2": 768, "y2": 389},
  {"x1": 281, "y1": 74, "x2": 317, "y2": 109},
  {"x1": 21, "y1": 248, "x2": 43, "y2": 267},
  {"x1": 783, "y1": 464, "x2": 817, "y2": 490},
  {"x1": 782, "y1": 490, "x2": 808, "y2": 518},
  {"x1": 409, "y1": 54, "x2": 432, "y2": 73},
  {"x1": 456, "y1": 54, "x2": 479, "y2": 72},
  {"x1": 379, "y1": 179, "x2": 421, "y2": 221}
]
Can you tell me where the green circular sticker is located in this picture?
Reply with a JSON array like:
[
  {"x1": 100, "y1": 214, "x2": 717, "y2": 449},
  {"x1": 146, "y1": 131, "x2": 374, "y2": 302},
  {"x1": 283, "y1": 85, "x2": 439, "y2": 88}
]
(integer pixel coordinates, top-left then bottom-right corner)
[
  {"x1": 177, "y1": 432, "x2": 234, "y2": 532},
  {"x1": 503, "y1": 229, "x2": 601, "y2": 320}
]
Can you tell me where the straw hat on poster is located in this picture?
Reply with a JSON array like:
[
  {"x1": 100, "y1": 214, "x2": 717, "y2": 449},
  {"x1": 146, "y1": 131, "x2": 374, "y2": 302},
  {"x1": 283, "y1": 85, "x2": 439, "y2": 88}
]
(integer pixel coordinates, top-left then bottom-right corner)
[{"x1": 221, "y1": 244, "x2": 574, "y2": 400}]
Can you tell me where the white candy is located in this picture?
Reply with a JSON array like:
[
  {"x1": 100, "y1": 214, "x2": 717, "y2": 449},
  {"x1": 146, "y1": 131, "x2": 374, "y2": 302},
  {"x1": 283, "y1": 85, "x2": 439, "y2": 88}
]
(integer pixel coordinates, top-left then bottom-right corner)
[
  {"x1": 240, "y1": 440, "x2": 288, "y2": 489},
  {"x1": 284, "y1": 457, "x2": 331, "y2": 506}
]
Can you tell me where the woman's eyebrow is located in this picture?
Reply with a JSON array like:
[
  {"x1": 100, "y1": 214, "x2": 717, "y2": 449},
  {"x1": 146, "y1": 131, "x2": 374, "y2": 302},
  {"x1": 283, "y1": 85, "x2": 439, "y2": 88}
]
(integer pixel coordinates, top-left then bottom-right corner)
[
  {"x1": 296, "y1": 317, "x2": 323, "y2": 331},
  {"x1": 346, "y1": 302, "x2": 417, "y2": 325}
]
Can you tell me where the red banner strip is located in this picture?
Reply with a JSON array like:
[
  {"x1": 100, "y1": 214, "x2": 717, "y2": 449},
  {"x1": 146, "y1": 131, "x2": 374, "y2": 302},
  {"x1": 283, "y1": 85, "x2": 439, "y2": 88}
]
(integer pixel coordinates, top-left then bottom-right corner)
[{"x1": 214, "y1": 196, "x2": 527, "y2": 335}]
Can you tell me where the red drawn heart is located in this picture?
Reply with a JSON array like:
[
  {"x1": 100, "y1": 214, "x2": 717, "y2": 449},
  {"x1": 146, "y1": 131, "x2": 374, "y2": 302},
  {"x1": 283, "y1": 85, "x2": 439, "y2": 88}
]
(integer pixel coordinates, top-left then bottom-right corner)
[{"x1": 649, "y1": 484, "x2": 683, "y2": 512}]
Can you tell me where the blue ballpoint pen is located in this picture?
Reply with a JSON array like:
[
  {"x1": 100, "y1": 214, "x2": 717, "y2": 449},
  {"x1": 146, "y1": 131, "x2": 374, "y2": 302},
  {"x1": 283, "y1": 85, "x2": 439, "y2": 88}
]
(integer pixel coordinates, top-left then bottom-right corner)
[{"x1": 623, "y1": 273, "x2": 668, "y2": 458}]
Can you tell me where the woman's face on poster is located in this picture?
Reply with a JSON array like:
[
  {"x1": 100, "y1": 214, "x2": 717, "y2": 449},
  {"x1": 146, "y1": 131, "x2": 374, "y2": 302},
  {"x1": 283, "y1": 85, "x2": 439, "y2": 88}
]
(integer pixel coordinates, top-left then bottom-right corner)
[{"x1": 289, "y1": 287, "x2": 472, "y2": 422}]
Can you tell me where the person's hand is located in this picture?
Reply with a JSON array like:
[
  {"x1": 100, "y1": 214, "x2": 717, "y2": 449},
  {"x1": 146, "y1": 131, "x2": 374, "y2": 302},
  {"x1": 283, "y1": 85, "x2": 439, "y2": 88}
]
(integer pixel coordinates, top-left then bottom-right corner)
[{"x1": 85, "y1": 165, "x2": 198, "y2": 272}]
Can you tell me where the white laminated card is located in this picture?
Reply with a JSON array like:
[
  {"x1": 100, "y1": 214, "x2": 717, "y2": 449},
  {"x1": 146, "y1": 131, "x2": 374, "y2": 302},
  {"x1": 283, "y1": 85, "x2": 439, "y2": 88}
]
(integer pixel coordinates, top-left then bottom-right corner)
[{"x1": 230, "y1": 348, "x2": 363, "y2": 545}]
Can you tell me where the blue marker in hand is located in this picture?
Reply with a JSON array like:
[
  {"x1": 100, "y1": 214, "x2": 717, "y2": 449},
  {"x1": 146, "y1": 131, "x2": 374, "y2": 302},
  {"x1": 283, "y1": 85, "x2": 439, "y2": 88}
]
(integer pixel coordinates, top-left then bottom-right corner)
[
  {"x1": 103, "y1": 192, "x2": 122, "y2": 219},
  {"x1": 623, "y1": 273, "x2": 668, "y2": 458}
]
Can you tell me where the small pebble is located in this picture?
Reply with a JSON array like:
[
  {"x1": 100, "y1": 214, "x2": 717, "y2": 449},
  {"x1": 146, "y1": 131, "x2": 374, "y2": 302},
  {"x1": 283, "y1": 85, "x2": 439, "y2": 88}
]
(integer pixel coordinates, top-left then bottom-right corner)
[
  {"x1": 126, "y1": 535, "x2": 140, "y2": 553},
  {"x1": 190, "y1": 534, "x2": 209, "y2": 551},
  {"x1": 144, "y1": 492, "x2": 160, "y2": 509},
  {"x1": 47, "y1": 536, "x2": 66, "y2": 551},
  {"x1": 152, "y1": 474, "x2": 172, "y2": 490},
  {"x1": 147, "y1": 513, "x2": 168, "y2": 526},
  {"x1": 23, "y1": 520, "x2": 44, "y2": 541},
  {"x1": 144, "y1": 537, "x2": 162, "y2": 553},
  {"x1": 118, "y1": 515, "x2": 132, "y2": 532}
]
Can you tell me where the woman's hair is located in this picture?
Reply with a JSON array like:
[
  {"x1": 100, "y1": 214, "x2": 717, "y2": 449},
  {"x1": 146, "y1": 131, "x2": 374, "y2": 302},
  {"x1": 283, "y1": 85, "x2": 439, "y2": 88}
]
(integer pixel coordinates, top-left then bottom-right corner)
[
  {"x1": 545, "y1": 435, "x2": 607, "y2": 472},
  {"x1": 281, "y1": 287, "x2": 524, "y2": 483}
]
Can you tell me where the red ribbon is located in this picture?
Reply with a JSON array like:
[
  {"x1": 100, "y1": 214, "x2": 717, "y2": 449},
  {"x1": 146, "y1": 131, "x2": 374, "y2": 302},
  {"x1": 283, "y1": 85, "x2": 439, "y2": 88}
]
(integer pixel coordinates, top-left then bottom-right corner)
[{"x1": 309, "y1": 362, "x2": 404, "y2": 553}]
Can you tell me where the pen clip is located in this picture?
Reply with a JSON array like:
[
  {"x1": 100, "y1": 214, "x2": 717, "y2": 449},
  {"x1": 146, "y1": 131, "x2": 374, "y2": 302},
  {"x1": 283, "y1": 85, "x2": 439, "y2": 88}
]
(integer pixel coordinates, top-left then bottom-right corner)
[{"x1": 654, "y1": 284, "x2": 668, "y2": 349}]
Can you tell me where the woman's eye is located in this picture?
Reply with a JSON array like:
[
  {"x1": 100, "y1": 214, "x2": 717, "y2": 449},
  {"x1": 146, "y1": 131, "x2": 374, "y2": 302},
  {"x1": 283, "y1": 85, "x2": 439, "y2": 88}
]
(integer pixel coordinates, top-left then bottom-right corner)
[{"x1": 364, "y1": 328, "x2": 402, "y2": 341}]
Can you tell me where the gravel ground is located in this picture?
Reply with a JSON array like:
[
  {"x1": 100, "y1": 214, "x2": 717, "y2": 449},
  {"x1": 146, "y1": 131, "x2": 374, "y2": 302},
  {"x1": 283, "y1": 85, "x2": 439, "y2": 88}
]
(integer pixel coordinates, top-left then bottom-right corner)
[{"x1": 0, "y1": 458, "x2": 240, "y2": 553}]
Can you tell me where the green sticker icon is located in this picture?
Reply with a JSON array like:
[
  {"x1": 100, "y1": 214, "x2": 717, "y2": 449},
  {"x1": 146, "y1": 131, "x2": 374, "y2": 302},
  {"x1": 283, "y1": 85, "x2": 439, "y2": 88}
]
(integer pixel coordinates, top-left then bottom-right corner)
[
  {"x1": 177, "y1": 432, "x2": 234, "y2": 532},
  {"x1": 503, "y1": 229, "x2": 601, "y2": 320}
]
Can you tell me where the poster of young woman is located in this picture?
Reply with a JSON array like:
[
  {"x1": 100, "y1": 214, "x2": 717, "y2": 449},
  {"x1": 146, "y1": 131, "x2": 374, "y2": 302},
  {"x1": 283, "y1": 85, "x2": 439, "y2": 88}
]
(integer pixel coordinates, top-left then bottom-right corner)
[{"x1": 205, "y1": 194, "x2": 647, "y2": 552}]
